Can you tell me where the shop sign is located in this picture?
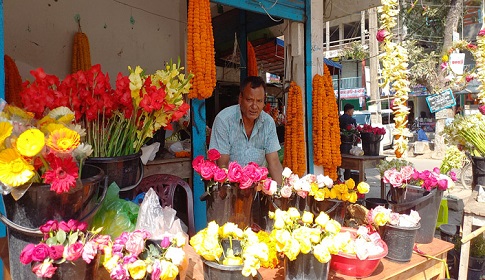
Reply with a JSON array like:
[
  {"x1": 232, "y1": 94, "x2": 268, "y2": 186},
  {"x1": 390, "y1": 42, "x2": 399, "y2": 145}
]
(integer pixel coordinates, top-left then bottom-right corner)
[
  {"x1": 449, "y1": 53, "x2": 465, "y2": 75},
  {"x1": 335, "y1": 88, "x2": 366, "y2": 99},
  {"x1": 426, "y1": 88, "x2": 456, "y2": 113}
]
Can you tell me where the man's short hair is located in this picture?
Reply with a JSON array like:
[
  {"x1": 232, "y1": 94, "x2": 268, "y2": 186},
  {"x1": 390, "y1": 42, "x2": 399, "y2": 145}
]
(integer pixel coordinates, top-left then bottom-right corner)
[
  {"x1": 240, "y1": 76, "x2": 266, "y2": 94},
  {"x1": 343, "y1": 103, "x2": 354, "y2": 112}
]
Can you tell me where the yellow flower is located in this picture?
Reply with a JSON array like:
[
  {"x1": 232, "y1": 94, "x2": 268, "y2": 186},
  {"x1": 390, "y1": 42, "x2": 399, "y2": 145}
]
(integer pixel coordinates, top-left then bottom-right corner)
[
  {"x1": 329, "y1": 188, "x2": 338, "y2": 199},
  {"x1": 374, "y1": 212, "x2": 389, "y2": 226},
  {"x1": 341, "y1": 192, "x2": 350, "y2": 202},
  {"x1": 312, "y1": 188, "x2": 326, "y2": 201},
  {"x1": 220, "y1": 222, "x2": 244, "y2": 239},
  {"x1": 285, "y1": 239, "x2": 301, "y2": 261},
  {"x1": 46, "y1": 127, "x2": 80, "y2": 153},
  {"x1": 0, "y1": 121, "x2": 13, "y2": 147},
  {"x1": 442, "y1": 54, "x2": 449, "y2": 62},
  {"x1": 223, "y1": 256, "x2": 243, "y2": 265},
  {"x1": 301, "y1": 211, "x2": 314, "y2": 224},
  {"x1": 287, "y1": 207, "x2": 301, "y2": 220},
  {"x1": 159, "y1": 260, "x2": 179, "y2": 280},
  {"x1": 127, "y1": 259, "x2": 147, "y2": 279},
  {"x1": 313, "y1": 242, "x2": 331, "y2": 263},
  {"x1": 0, "y1": 148, "x2": 35, "y2": 187},
  {"x1": 345, "y1": 178, "x2": 355, "y2": 189},
  {"x1": 47, "y1": 106, "x2": 75, "y2": 123},
  {"x1": 16, "y1": 128, "x2": 45, "y2": 157},
  {"x1": 102, "y1": 254, "x2": 120, "y2": 273},
  {"x1": 324, "y1": 220, "x2": 341, "y2": 235},
  {"x1": 315, "y1": 212, "x2": 330, "y2": 228},
  {"x1": 348, "y1": 192, "x2": 358, "y2": 203},
  {"x1": 357, "y1": 182, "x2": 370, "y2": 194}
]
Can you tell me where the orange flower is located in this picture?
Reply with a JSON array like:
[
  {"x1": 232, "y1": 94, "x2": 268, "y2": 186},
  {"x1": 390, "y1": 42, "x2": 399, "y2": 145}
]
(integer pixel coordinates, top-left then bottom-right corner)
[{"x1": 46, "y1": 128, "x2": 80, "y2": 153}]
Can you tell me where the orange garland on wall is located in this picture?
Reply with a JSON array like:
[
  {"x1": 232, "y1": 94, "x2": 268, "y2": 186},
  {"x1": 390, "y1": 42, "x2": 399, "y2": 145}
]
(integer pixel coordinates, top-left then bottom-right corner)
[
  {"x1": 187, "y1": 0, "x2": 216, "y2": 99},
  {"x1": 283, "y1": 81, "x2": 306, "y2": 176},
  {"x1": 4, "y1": 55, "x2": 23, "y2": 106},
  {"x1": 247, "y1": 41, "x2": 258, "y2": 76}
]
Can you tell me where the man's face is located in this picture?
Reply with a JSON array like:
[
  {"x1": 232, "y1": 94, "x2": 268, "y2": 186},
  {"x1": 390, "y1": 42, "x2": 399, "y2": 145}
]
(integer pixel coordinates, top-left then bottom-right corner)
[
  {"x1": 347, "y1": 109, "x2": 354, "y2": 116},
  {"x1": 239, "y1": 84, "x2": 265, "y2": 122}
]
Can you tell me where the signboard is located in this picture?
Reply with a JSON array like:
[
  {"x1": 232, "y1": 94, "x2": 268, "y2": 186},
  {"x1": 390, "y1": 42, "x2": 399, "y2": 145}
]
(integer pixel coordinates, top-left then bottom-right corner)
[
  {"x1": 426, "y1": 89, "x2": 456, "y2": 113},
  {"x1": 449, "y1": 53, "x2": 465, "y2": 75},
  {"x1": 335, "y1": 88, "x2": 366, "y2": 99}
]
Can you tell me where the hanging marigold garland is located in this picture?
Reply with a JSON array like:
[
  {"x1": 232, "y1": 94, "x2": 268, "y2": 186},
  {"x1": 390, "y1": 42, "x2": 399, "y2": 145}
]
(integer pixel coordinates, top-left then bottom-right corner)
[
  {"x1": 4, "y1": 55, "x2": 23, "y2": 106},
  {"x1": 312, "y1": 66, "x2": 341, "y2": 181},
  {"x1": 71, "y1": 31, "x2": 91, "y2": 73},
  {"x1": 283, "y1": 81, "x2": 306, "y2": 177},
  {"x1": 247, "y1": 41, "x2": 258, "y2": 76},
  {"x1": 187, "y1": 0, "x2": 216, "y2": 99}
]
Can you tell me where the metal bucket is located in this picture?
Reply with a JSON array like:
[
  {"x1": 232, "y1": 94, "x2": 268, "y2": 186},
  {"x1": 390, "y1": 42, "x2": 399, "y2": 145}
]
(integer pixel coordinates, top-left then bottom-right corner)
[
  {"x1": 382, "y1": 223, "x2": 421, "y2": 263},
  {"x1": 202, "y1": 259, "x2": 257, "y2": 280},
  {"x1": 0, "y1": 165, "x2": 107, "y2": 280},
  {"x1": 285, "y1": 253, "x2": 330, "y2": 280},
  {"x1": 85, "y1": 152, "x2": 144, "y2": 194}
]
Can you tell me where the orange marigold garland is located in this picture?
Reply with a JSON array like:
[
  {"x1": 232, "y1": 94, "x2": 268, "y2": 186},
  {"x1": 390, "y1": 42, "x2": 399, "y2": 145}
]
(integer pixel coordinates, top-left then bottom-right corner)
[
  {"x1": 283, "y1": 81, "x2": 306, "y2": 176},
  {"x1": 4, "y1": 55, "x2": 23, "y2": 106},
  {"x1": 247, "y1": 41, "x2": 258, "y2": 76},
  {"x1": 312, "y1": 73, "x2": 325, "y2": 164},
  {"x1": 187, "y1": 0, "x2": 216, "y2": 99}
]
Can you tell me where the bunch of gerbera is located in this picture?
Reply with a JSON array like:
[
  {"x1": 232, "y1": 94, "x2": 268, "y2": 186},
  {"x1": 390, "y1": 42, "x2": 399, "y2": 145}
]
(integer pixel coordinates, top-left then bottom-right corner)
[{"x1": 0, "y1": 103, "x2": 92, "y2": 199}]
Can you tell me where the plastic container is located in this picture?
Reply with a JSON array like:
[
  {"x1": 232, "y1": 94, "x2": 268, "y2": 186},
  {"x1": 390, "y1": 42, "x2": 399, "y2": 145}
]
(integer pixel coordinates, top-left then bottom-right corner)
[
  {"x1": 382, "y1": 223, "x2": 420, "y2": 262},
  {"x1": 330, "y1": 228, "x2": 388, "y2": 277}
]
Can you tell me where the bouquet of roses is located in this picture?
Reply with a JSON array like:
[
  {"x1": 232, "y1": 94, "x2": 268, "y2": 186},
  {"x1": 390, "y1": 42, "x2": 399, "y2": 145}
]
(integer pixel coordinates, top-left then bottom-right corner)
[
  {"x1": 332, "y1": 226, "x2": 386, "y2": 260},
  {"x1": 190, "y1": 221, "x2": 269, "y2": 277},
  {"x1": 103, "y1": 229, "x2": 187, "y2": 280},
  {"x1": 20, "y1": 219, "x2": 111, "y2": 278},
  {"x1": 0, "y1": 103, "x2": 93, "y2": 199},
  {"x1": 192, "y1": 149, "x2": 269, "y2": 190},
  {"x1": 357, "y1": 124, "x2": 386, "y2": 135}
]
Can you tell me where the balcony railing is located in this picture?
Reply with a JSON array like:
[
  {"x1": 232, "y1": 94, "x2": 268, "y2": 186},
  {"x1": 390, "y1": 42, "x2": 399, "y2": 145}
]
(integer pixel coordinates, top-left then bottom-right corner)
[{"x1": 332, "y1": 77, "x2": 363, "y2": 89}]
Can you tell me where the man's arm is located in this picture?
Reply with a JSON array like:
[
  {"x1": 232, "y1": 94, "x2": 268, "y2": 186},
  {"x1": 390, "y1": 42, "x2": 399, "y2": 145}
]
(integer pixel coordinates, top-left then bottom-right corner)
[
  {"x1": 216, "y1": 154, "x2": 230, "y2": 169},
  {"x1": 266, "y1": 151, "x2": 283, "y2": 185}
]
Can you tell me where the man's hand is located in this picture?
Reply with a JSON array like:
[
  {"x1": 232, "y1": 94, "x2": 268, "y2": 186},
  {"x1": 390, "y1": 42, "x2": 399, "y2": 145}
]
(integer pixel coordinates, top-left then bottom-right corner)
[
  {"x1": 216, "y1": 154, "x2": 230, "y2": 169},
  {"x1": 266, "y1": 151, "x2": 283, "y2": 185}
]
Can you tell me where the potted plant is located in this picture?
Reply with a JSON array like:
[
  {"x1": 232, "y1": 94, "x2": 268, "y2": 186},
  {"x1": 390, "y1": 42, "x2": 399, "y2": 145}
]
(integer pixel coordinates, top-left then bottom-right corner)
[
  {"x1": 469, "y1": 234, "x2": 485, "y2": 277},
  {"x1": 189, "y1": 221, "x2": 271, "y2": 278}
]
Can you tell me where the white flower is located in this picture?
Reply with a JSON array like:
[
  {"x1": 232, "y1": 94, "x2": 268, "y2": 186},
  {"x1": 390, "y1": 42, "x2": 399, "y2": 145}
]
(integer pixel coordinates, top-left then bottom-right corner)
[
  {"x1": 282, "y1": 167, "x2": 292, "y2": 178},
  {"x1": 165, "y1": 246, "x2": 185, "y2": 266}
]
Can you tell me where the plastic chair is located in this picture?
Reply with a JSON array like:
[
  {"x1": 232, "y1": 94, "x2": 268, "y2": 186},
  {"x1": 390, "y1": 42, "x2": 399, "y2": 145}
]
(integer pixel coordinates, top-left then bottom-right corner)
[{"x1": 133, "y1": 174, "x2": 195, "y2": 237}]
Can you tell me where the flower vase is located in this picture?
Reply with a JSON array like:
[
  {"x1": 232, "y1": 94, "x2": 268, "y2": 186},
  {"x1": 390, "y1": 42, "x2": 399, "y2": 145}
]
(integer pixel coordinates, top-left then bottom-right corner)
[
  {"x1": 285, "y1": 253, "x2": 330, "y2": 280},
  {"x1": 257, "y1": 195, "x2": 296, "y2": 231},
  {"x1": 40, "y1": 255, "x2": 100, "y2": 280},
  {"x1": 340, "y1": 134, "x2": 354, "y2": 155},
  {"x1": 389, "y1": 187, "x2": 407, "y2": 203},
  {"x1": 360, "y1": 132, "x2": 383, "y2": 156},
  {"x1": 0, "y1": 165, "x2": 107, "y2": 280},
  {"x1": 310, "y1": 197, "x2": 347, "y2": 225},
  {"x1": 204, "y1": 182, "x2": 255, "y2": 229},
  {"x1": 381, "y1": 223, "x2": 420, "y2": 262}
]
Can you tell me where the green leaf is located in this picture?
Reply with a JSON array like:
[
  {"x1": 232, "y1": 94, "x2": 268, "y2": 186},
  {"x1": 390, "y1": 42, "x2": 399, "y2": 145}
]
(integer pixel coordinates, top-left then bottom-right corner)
[
  {"x1": 46, "y1": 237, "x2": 58, "y2": 246},
  {"x1": 69, "y1": 232, "x2": 79, "y2": 244},
  {"x1": 56, "y1": 229, "x2": 67, "y2": 244}
]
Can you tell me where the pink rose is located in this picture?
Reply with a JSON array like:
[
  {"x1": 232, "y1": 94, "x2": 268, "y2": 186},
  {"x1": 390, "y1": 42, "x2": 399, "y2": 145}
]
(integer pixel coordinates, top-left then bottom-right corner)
[
  {"x1": 213, "y1": 167, "x2": 227, "y2": 183},
  {"x1": 280, "y1": 185, "x2": 293, "y2": 198},
  {"x1": 32, "y1": 262, "x2": 57, "y2": 278},
  {"x1": 76, "y1": 221, "x2": 88, "y2": 231},
  {"x1": 82, "y1": 241, "x2": 97, "y2": 264},
  {"x1": 227, "y1": 162, "x2": 243, "y2": 182},
  {"x1": 192, "y1": 156, "x2": 205, "y2": 173},
  {"x1": 239, "y1": 175, "x2": 254, "y2": 189},
  {"x1": 125, "y1": 231, "x2": 145, "y2": 256},
  {"x1": 207, "y1": 149, "x2": 221, "y2": 161},
  {"x1": 59, "y1": 219, "x2": 79, "y2": 232},
  {"x1": 389, "y1": 171, "x2": 404, "y2": 188},
  {"x1": 383, "y1": 169, "x2": 393, "y2": 184},
  {"x1": 480, "y1": 105, "x2": 485, "y2": 115},
  {"x1": 49, "y1": 245, "x2": 64, "y2": 260},
  {"x1": 259, "y1": 167, "x2": 269, "y2": 180},
  {"x1": 32, "y1": 243, "x2": 50, "y2": 262},
  {"x1": 296, "y1": 190, "x2": 308, "y2": 198},
  {"x1": 20, "y1": 244, "x2": 35, "y2": 264},
  {"x1": 400, "y1": 166, "x2": 414, "y2": 181},
  {"x1": 200, "y1": 161, "x2": 216, "y2": 180},
  {"x1": 39, "y1": 220, "x2": 58, "y2": 234},
  {"x1": 243, "y1": 164, "x2": 259, "y2": 182},
  {"x1": 376, "y1": 29, "x2": 387, "y2": 42},
  {"x1": 93, "y1": 235, "x2": 112, "y2": 249},
  {"x1": 479, "y1": 29, "x2": 485, "y2": 36},
  {"x1": 65, "y1": 242, "x2": 84, "y2": 261},
  {"x1": 161, "y1": 236, "x2": 171, "y2": 248},
  {"x1": 110, "y1": 264, "x2": 130, "y2": 279},
  {"x1": 151, "y1": 259, "x2": 162, "y2": 279}
]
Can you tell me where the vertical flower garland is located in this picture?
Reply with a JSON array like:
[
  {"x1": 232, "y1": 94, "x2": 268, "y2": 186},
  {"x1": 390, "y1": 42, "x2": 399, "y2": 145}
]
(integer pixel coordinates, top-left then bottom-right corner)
[
  {"x1": 283, "y1": 81, "x2": 306, "y2": 176},
  {"x1": 378, "y1": 0, "x2": 411, "y2": 158},
  {"x1": 312, "y1": 73, "x2": 325, "y2": 165},
  {"x1": 475, "y1": 29, "x2": 485, "y2": 109},
  {"x1": 187, "y1": 0, "x2": 216, "y2": 99},
  {"x1": 247, "y1": 41, "x2": 258, "y2": 76},
  {"x1": 323, "y1": 64, "x2": 341, "y2": 180}
]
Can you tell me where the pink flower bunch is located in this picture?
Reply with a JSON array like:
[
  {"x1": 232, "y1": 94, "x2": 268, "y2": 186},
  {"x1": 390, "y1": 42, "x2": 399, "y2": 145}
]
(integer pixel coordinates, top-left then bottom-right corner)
[
  {"x1": 192, "y1": 149, "x2": 269, "y2": 189},
  {"x1": 382, "y1": 165, "x2": 415, "y2": 188},
  {"x1": 103, "y1": 230, "x2": 186, "y2": 280},
  {"x1": 411, "y1": 167, "x2": 456, "y2": 191},
  {"x1": 358, "y1": 124, "x2": 386, "y2": 135},
  {"x1": 20, "y1": 219, "x2": 111, "y2": 278}
]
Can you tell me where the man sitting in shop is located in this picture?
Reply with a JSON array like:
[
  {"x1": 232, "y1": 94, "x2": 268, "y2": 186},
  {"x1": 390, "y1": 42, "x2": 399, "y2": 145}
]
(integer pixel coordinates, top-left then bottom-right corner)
[
  {"x1": 339, "y1": 103, "x2": 357, "y2": 130},
  {"x1": 209, "y1": 76, "x2": 283, "y2": 185}
]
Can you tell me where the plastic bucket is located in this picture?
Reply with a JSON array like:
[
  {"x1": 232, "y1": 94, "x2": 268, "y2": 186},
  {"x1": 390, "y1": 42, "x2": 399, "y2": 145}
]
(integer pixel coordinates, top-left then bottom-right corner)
[
  {"x1": 382, "y1": 223, "x2": 420, "y2": 262},
  {"x1": 85, "y1": 152, "x2": 144, "y2": 194},
  {"x1": 388, "y1": 185, "x2": 441, "y2": 244},
  {"x1": 202, "y1": 259, "x2": 257, "y2": 280},
  {"x1": 203, "y1": 182, "x2": 255, "y2": 229},
  {"x1": 471, "y1": 156, "x2": 485, "y2": 191},
  {"x1": 365, "y1": 198, "x2": 389, "y2": 209},
  {"x1": 285, "y1": 253, "x2": 330, "y2": 280},
  {"x1": 0, "y1": 165, "x2": 108, "y2": 280},
  {"x1": 360, "y1": 132, "x2": 383, "y2": 156},
  {"x1": 340, "y1": 134, "x2": 354, "y2": 154},
  {"x1": 255, "y1": 195, "x2": 296, "y2": 232},
  {"x1": 439, "y1": 224, "x2": 460, "y2": 243}
]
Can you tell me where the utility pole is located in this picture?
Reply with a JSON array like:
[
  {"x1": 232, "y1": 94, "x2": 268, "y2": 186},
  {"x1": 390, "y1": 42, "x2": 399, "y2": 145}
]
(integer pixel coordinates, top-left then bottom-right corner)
[{"x1": 368, "y1": 7, "x2": 381, "y2": 124}]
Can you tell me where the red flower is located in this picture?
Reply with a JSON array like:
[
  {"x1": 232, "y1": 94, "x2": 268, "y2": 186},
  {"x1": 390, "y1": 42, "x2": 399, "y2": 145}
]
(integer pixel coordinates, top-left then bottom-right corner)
[
  {"x1": 48, "y1": 245, "x2": 64, "y2": 260},
  {"x1": 42, "y1": 154, "x2": 79, "y2": 194},
  {"x1": 32, "y1": 243, "x2": 50, "y2": 262},
  {"x1": 207, "y1": 149, "x2": 221, "y2": 161},
  {"x1": 376, "y1": 29, "x2": 388, "y2": 42},
  {"x1": 39, "y1": 220, "x2": 58, "y2": 234},
  {"x1": 65, "y1": 242, "x2": 84, "y2": 261},
  {"x1": 19, "y1": 244, "x2": 35, "y2": 264},
  {"x1": 479, "y1": 29, "x2": 485, "y2": 36}
]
